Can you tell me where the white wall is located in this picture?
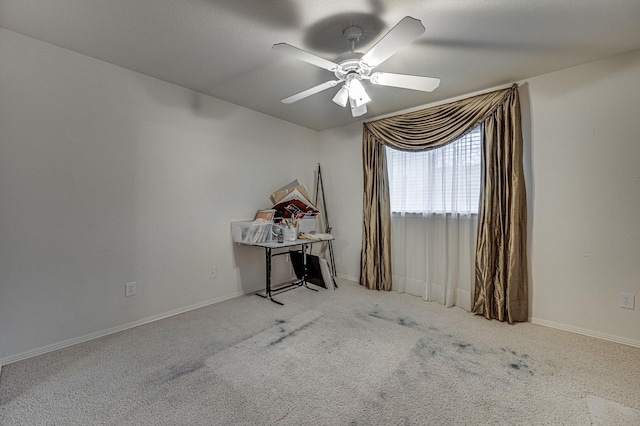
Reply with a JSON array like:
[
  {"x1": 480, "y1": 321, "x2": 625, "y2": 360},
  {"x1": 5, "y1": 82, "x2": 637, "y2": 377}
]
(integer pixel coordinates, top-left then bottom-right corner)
[
  {"x1": 526, "y1": 50, "x2": 640, "y2": 346},
  {"x1": 318, "y1": 49, "x2": 640, "y2": 346},
  {"x1": 0, "y1": 29, "x2": 319, "y2": 362},
  {"x1": 316, "y1": 123, "x2": 364, "y2": 282}
]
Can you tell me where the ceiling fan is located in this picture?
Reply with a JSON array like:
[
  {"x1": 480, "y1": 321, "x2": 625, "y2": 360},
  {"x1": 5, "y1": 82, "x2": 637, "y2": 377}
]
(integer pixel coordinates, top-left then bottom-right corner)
[{"x1": 272, "y1": 16, "x2": 440, "y2": 117}]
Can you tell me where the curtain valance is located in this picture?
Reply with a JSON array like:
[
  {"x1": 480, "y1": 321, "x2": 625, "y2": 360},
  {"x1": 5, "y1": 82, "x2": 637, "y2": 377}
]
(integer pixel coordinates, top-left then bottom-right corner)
[{"x1": 364, "y1": 85, "x2": 515, "y2": 151}]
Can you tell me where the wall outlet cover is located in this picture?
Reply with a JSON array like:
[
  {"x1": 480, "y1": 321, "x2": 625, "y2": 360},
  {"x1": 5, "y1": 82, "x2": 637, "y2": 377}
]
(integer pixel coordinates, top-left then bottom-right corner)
[
  {"x1": 125, "y1": 282, "x2": 136, "y2": 297},
  {"x1": 619, "y1": 292, "x2": 635, "y2": 310}
]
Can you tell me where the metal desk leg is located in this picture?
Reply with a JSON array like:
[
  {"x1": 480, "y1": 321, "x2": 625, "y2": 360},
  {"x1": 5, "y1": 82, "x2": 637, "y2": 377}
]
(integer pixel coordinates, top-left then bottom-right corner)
[
  {"x1": 302, "y1": 244, "x2": 307, "y2": 284},
  {"x1": 301, "y1": 243, "x2": 318, "y2": 292},
  {"x1": 256, "y1": 246, "x2": 284, "y2": 305},
  {"x1": 327, "y1": 240, "x2": 338, "y2": 289},
  {"x1": 265, "y1": 247, "x2": 272, "y2": 299}
]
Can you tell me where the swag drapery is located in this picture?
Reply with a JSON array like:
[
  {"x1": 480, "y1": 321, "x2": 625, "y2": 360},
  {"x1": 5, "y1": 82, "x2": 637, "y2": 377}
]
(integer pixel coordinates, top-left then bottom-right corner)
[{"x1": 361, "y1": 84, "x2": 528, "y2": 323}]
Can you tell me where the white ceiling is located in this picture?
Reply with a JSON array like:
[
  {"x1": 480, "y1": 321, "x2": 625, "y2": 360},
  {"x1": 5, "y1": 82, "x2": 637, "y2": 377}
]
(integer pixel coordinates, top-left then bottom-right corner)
[{"x1": 2, "y1": 0, "x2": 640, "y2": 131}]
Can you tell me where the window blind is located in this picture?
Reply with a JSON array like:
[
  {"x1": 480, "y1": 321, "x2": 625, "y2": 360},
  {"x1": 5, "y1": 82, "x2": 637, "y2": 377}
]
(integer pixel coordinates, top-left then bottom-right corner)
[{"x1": 386, "y1": 126, "x2": 482, "y2": 214}]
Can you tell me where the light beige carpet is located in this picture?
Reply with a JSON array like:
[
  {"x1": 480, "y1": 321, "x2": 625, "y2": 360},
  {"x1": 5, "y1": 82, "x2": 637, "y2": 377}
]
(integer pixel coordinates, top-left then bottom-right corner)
[{"x1": 1, "y1": 280, "x2": 639, "y2": 425}]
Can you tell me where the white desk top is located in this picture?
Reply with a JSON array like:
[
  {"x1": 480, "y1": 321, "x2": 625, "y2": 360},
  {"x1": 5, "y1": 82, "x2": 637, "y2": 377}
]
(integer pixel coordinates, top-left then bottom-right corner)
[{"x1": 249, "y1": 235, "x2": 334, "y2": 249}]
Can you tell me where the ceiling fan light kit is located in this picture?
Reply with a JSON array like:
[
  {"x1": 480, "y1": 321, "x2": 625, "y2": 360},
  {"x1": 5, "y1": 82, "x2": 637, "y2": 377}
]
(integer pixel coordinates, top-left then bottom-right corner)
[
  {"x1": 348, "y1": 79, "x2": 371, "y2": 107},
  {"x1": 349, "y1": 97, "x2": 368, "y2": 117},
  {"x1": 332, "y1": 83, "x2": 350, "y2": 107},
  {"x1": 273, "y1": 16, "x2": 441, "y2": 118}
]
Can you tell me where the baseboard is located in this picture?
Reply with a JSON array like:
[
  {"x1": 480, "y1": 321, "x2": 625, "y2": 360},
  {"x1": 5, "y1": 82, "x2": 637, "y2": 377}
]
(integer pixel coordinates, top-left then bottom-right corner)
[
  {"x1": 336, "y1": 273, "x2": 359, "y2": 282},
  {"x1": 0, "y1": 289, "x2": 260, "y2": 368},
  {"x1": 530, "y1": 317, "x2": 640, "y2": 348}
]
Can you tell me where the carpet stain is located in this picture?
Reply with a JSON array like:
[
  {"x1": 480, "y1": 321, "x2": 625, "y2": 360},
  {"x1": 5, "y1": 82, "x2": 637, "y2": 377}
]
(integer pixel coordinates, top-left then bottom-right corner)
[
  {"x1": 408, "y1": 332, "x2": 539, "y2": 382},
  {"x1": 457, "y1": 365, "x2": 481, "y2": 377},
  {"x1": 368, "y1": 305, "x2": 417, "y2": 328},
  {"x1": 454, "y1": 342, "x2": 476, "y2": 352},
  {"x1": 500, "y1": 347, "x2": 534, "y2": 376},
  {"x1": 269, "y1": 319, "x2": 316, "y2": 346},
  {"x1": 396, "y1": 317, "x2": 417, "y2": 327},
  {"x1": 501, "y1": 347, "x2": 529, "y2": 359},
  {"x1": 413, "y1": 337, "x2": 441, "y2": 358},
  {"x1": 508, "y1": 360, "x2": 534, "y2": 376}
]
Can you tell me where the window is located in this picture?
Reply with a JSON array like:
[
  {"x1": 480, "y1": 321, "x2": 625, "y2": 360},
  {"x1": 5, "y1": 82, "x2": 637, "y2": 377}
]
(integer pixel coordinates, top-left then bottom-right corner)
[{"x1": 386, "y1": 126, "x2": 482, "y2": 214}]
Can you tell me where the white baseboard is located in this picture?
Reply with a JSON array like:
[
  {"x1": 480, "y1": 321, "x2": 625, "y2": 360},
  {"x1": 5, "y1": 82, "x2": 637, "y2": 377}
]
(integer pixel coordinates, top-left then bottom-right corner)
[
  {"x1": 530, "y1": 317, "x2": 640, "y2": 348},
  {"x1": 0, "y1": 289, "x2": 259, "y2": 367},
  {"x1": 336, "y1": 273, "x2": 359, "y2": 282}
]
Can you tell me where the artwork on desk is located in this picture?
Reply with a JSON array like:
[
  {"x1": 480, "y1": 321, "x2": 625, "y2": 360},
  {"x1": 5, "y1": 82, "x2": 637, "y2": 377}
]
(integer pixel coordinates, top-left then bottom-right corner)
[
  {"x1": 270, "y1": 180, "x2": 312, "y2": 205},
  {"x1": 270, "y1": 181, "x2": 319, "y2": 219},
  {"x1": 272, "y1": 190, "x2": 318, "y2": 218},
  {"x1": 320, "y1": 258, "x2": 335, "y2": 290},
  {"x1": 289, "y1": 251, "x2": 326, "y2": 289},
  {"x1": 254, "y1": 209, "x2": 276, "y2": 221}
]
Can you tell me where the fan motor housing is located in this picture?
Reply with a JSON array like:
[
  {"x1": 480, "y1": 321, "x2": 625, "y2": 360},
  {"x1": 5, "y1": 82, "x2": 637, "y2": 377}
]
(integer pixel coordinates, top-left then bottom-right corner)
[{"x1": 334, "y1": 57, "x2": 371, "y2": 81}]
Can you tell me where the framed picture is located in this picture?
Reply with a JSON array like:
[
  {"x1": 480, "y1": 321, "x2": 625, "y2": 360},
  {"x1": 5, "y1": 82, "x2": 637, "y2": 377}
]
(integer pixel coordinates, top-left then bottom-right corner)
[{"x1": 254, "y1": 209, "x2": 276, "y2": 221}]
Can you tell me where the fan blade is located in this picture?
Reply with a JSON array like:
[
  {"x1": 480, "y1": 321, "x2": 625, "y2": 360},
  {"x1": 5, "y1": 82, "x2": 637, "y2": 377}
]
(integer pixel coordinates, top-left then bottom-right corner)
[
  {"x1": 281, "y1": 80, "x2": 339, "y2": 104},
  {"x1": 272, "y1": 43, "x2": 339, "y2": 71},
  {"x1": 361, "y1": 16, "x2": 425, "y2": 68},
  {"x1": 370, "y1": 72, "x2": 440, "y2": 92}
]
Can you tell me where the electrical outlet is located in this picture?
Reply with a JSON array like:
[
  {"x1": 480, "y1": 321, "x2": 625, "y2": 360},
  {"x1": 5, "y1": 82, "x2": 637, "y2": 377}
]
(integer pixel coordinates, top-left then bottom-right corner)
[
  {"x1": 210, "y1": 266, "x2": 217, "y2": 279},
  {"x1": 619, "y1": 292, "x2": 635, "y2": 310},
  {"x1": 125, "y1": 282, "x2": 136, "y2": 297}
]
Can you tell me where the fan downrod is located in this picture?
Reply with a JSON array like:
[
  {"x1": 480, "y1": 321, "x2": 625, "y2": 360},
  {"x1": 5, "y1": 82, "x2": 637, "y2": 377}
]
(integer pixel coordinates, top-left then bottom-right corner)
[{"x1": 343, "y1": 25, "x2": 363, "y2": 52}]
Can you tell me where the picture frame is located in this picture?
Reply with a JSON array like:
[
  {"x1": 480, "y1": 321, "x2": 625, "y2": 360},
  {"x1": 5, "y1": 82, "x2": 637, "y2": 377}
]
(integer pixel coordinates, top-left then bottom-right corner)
[{"x1": 254, "y1": 209, "x2": 276, "y2": 221}]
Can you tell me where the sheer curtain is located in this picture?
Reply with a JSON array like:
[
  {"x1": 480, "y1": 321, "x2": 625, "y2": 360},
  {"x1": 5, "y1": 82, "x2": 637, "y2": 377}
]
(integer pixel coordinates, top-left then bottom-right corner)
[{"x1": 387, "y1": 129, "x2": 480, "y2": 310}]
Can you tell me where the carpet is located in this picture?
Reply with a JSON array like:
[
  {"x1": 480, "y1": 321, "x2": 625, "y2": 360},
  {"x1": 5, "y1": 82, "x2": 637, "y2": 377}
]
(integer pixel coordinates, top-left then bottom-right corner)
[{"x1": 1, "y1": 280, "x2": 639, "y2": 425}]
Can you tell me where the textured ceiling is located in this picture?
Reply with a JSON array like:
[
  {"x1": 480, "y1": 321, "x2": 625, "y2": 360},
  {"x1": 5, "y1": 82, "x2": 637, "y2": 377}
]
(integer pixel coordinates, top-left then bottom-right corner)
[{"x1": 2, "y1": 0, "x2": 640, "y2": 131}]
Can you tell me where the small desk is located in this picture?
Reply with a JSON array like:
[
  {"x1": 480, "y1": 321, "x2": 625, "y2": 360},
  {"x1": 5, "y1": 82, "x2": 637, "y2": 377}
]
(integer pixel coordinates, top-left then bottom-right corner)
[{"x1": 247, "y1": 236, "x2": 334, "y2": 305}]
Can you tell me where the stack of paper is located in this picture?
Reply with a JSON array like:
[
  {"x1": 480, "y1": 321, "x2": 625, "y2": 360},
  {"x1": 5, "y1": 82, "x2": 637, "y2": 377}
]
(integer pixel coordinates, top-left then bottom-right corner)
[{"x1": 270, "y1": 180, "x2": 318, "y2": 219}]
